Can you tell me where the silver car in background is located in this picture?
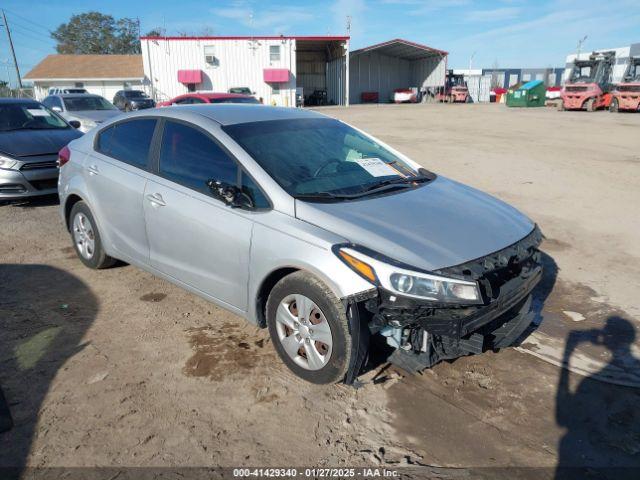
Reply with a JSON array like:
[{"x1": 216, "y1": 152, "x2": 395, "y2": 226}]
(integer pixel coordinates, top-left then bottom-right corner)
[
  {"x1": 42, "y1": 93, "x2": 121, "y2": 133},
  {"x1": 58, "y1": 105, "x2": 542, "y2": 384}
]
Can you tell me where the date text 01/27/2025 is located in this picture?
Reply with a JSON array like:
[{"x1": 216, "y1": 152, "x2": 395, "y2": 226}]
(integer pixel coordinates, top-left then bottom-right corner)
[{"x1": 232, "y1": 468, "x2": 400, "y2": 478}]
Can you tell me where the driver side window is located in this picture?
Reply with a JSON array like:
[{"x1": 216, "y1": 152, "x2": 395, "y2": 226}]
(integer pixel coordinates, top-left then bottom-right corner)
[{"x1": 159, "y1": 121, "x2": 238, "y2": 195}]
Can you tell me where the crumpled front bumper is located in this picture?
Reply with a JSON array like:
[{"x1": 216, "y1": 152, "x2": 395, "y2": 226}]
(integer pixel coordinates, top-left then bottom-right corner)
[{"x1": 362, "y1": 226, "x2": 543, "y2": 371}]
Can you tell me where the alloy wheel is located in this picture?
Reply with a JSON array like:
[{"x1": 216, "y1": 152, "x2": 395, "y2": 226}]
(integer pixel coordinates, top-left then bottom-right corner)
[{"x1": 72, "y1": 212, "x2": 95, "y2": 260}]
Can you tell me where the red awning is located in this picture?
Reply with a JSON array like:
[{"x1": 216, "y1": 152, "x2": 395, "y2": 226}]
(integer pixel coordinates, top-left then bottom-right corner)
[
  {"x1": 177, "y1": 69, "x2": 203, "y2": 84},
  {"x1": 263, "y1": 68, "x2": 289, "y2": 83}
]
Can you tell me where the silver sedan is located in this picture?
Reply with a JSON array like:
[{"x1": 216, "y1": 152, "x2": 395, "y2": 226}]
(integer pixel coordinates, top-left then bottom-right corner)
[{"x1": 58, "y1": 105, "x2": 542, "y2": 384}]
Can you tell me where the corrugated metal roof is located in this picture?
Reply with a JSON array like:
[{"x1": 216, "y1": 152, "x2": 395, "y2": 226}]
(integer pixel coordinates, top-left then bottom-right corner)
[
  {"x1": 351, "y1": 39, "x2": 448, "y2": 60},
  {"x1": 140, "y1": 35, "x2": 349, "y2": 41},
  {"x1": 24, "y1": 54, "x2": 144, "y2": 80}
]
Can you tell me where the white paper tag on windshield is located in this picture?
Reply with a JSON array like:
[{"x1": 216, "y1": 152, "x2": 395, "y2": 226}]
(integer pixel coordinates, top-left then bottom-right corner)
[
  {"x1": 27, "y1": 109, "x2": 51, "y2": 117},
  {"x1": 354, "y1": 157, "x2": 399, "y2": 177}
]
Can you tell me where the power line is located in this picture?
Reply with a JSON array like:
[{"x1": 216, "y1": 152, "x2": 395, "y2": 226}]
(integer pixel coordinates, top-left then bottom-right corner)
[
  {"x1": 7, "y1": 17, "x2": 55, "y2": 43},
  {"x1": 1, "y1": 8, "x2": 53, "y2": 35}
]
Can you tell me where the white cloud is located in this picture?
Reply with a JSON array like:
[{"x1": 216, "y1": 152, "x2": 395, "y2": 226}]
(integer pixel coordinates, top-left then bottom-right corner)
[{"x1": 211, "y1": 1, "x2": 314, "y2": 33}]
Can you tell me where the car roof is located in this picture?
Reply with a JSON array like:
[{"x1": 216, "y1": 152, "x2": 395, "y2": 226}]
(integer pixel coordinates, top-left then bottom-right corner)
[
  {"x1": 190, "y1": 92, "x2": 253, "y2": 99},
  {"x1": 56, "y1": 93, "x2": 103, "y2": 98},
  {"x1": 0, "y1": 98, "x2": 40, "y2": 105},
  {"x1": 153, "y1": 104, "x2": 326, "y2": 126}
]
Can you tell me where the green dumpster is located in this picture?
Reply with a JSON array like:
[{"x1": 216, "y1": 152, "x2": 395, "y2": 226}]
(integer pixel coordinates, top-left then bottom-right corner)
[{"x1": 506, "y1": 80, "x2": 546, "y2": 107}]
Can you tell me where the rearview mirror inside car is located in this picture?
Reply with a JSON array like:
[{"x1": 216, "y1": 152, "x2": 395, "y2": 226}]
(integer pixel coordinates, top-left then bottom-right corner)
[{"x1": 206, "y1": 179, "x2": 254, "y2": 209}]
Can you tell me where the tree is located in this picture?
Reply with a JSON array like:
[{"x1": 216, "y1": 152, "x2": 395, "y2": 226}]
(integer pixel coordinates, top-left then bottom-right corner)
[
  {"x1": 144, "y1": 28, "x2": 165, "y2": 37},
  {"x1": 51, "y1": 12, "x2": 141, "y2": 54}
]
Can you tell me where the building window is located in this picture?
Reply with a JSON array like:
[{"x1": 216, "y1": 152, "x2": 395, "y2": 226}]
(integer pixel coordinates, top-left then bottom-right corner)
[
  {"x1": 204, "y1": 46, "x2": 218, "y2": 66},
  {"x1": 269, "y1": 45, "x2": 281, "y2": 62},
  {"x1": 272, "y1": 84, "x2": 280, "y2": 94}
]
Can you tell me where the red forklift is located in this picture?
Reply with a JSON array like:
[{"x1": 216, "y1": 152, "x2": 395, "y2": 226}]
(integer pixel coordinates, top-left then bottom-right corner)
[
  {"x1": 559, "y1": 51, "x2": 615, "y2": 111},
  {"x1": 436, "y1": 70, "x2": 470, "y2": 103},
  {"x1": 610, "y1": 56, "x2": 640, "y2": 112}
]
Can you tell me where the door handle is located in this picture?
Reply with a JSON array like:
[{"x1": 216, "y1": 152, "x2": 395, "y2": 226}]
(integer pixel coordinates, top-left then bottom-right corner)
[
  {"x1": 146, "y1": 193, "x2": 166, "y2": 207},
  {"x1": 87, "y1": 165, "x2": 99, "y2": 175}
]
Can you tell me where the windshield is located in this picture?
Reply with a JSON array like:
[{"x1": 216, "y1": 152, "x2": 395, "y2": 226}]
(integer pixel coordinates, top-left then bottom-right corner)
[
  {"x1": 627, "y1": 61, "x2": 640, "y2": 81},
  {"x1": 0, "y1": 103, "x2": 69, "y2": 132},
  {"x1": 212, "y1": 97, "x2": 260, "y2": 104},
  {"x1": 223, "y1": 118, "x2": 420, "y2": 197},
  {"x1": 570, "y1": 63, "x2": 594, "y2": 82},
  {"x1": 63, "y1": 96, "x2": 117, "y2": 111},
  {"x1": 125, "y1": 91, "x2": 149, "y2": 98},
  {"x1": 229, "y1": 88, "x2": 251, "y2": 94}
]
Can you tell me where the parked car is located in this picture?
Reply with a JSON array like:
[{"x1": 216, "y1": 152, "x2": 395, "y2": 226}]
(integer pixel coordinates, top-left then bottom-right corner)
[
  {"x1": 58, "y1": 105, "x2": 542, "y2": 384},
  {"x1": 42, "y1": 94, "x2": 121, "y2": 133},
  {"x1": 48, "y1": 88, "x2": 88, "y2": 95},
  {"x1": 393, "y1": 88, "x2": 418, "y2": 103},
  {"x1": 113, "y1": 90, "x2": 156, "y2": 111},
  {"x1": 157, "y1": 92, "x2": 261, "y2": 107},
  {"x1": 0, "y1": 98, "x2": 82, "y2": 201}
]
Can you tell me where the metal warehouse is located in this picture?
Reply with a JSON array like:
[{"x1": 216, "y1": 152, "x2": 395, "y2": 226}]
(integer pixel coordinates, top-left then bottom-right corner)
[
  {"x1": 349, "y1": 39, "x2": 447, "y2": 104},
  {"x1": 140, "y1": 35, "x2": 349, "y2": 107}
]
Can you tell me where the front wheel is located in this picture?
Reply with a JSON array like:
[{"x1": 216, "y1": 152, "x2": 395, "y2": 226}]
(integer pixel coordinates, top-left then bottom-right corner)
[
  {"x1": 69, "y1": 201, "x2": 116, "y2": 269},
  {"x1": 266, "y1": 271, "x2": 351, "y2": 384},
  {"x1": 609, "y1": 98, "x2": 619, "y2": 113}
]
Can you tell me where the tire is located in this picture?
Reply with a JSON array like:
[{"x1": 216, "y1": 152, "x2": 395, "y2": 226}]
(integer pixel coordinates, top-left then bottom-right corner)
[
  {"x1": 266, "y1": 271, "x2": 351, "y2": 384},
  {"x1": 609, "y1": 98, "x2": 619, "y2": 113},
  {"x1": 68, "y1": 201, "x2": 116, "y2": 269},
  {"x1": 585, "y1": 98, "x2": 596, "y2": 112}
]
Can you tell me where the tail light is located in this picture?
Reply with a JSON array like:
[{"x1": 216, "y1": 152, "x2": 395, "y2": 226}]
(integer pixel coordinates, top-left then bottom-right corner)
[{"x1": 58, "y1": 146, "x2": 71, "y2": 167}]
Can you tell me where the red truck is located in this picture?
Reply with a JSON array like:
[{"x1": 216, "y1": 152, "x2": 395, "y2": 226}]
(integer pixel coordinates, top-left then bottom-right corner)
[
  {"x1": 610, "y1": 56, "x2": 640, "y2": 113},
  {"x1": 436, "y1": 70, "x2": 470, "y2": 103},
  {"x1": 559, "y1": 51, "x2": 615, "y2": 111}
]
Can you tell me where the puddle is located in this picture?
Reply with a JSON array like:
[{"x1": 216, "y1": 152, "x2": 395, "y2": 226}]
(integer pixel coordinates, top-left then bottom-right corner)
[
  {"x1": 139, "y1": 293, "x2": 167, "y2": 303},
  {"x1": 183, "y1": 323, "x2": 267, "y2": 381}
]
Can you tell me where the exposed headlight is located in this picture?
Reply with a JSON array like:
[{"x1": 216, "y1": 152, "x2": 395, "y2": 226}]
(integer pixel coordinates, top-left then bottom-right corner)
[
  {"x1": 0, "y1": 155, "x2": 18, "y2": 170},
  {"x1": 336, "y1": 246, "x2": 482, "y2": 304}
]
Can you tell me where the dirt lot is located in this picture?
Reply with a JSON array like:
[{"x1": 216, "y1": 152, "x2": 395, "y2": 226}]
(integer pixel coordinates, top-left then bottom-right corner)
[{"x1": 1, "y1": 104, "x2": 639, "y2": 477}]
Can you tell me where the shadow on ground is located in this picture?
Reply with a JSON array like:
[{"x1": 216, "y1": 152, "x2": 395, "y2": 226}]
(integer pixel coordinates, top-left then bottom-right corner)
[{"x1": 0, "y1": 264, "x2": 98, "y2": 472}]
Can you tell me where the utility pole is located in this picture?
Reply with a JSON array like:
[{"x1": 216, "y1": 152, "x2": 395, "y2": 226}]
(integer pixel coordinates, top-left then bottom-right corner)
[
  {"x1": 576, "y1": 35, "x2": 588, "y2": 59},
  {"x1": 1, "y1": 9, "x2": 22, "y2": 89}
]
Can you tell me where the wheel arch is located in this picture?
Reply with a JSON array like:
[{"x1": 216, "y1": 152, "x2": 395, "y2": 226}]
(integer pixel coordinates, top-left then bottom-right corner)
[
  {"x1": 254, "y1": 267, "x2": 299, "y2": 328},
  {"x1": 64, "y1": 193, "x2": 84, "y2": 230}
]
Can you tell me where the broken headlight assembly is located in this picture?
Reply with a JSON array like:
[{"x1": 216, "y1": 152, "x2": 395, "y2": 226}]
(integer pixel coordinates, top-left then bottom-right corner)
[{"x1": 335, "y1": 246, "x2": 482, "y2": 305}]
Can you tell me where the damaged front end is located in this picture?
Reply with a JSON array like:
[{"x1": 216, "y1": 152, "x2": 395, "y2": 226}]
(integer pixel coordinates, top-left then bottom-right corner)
[{"x1": 341, "y1": 226, "x2": 543, "y2": 380}]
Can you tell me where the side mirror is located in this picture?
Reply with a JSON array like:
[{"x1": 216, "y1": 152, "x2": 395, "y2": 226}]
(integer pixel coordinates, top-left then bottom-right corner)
[
  {"x1": 206, "y1": 179, "x2": 254, "y2": 209},
  {"x1": 69, "y1": 120, "x2": 81, "y2": 129},
  {"x1": 52, "y1": 106, "x2": 62, "y2": 113}
]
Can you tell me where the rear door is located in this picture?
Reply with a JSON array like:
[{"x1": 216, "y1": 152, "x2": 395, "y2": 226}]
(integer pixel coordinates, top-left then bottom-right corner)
[
  {"x1": 86, "y1": 118, "x2": 158, "y2": 262},
  {"x1": 143, "y1": 119, "x2": 255, "y2": 311}
]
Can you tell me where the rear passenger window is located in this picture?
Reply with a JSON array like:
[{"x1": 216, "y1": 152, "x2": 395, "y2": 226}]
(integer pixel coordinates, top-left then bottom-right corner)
[
  {"x1": 97, "y1": 119, "x2": 156, "y2": 168},
  {"x1": 159, "y1": 121, "x2": 238, "y2": 194}
]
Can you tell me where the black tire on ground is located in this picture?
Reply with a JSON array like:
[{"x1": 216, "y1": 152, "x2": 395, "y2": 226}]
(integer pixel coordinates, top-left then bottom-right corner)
[
  {"x1": 585, "y1": 98, "x2": 596, "y2": 112},
  {"x1": 68, "y1": 201, "x2": 116, "y2": 269},
  {"x1": 266, "y1": 271, "x2": 352, "y2": 384},
  {"x1": 609, "y1": 98, "x2": 619, "y2": 113}
]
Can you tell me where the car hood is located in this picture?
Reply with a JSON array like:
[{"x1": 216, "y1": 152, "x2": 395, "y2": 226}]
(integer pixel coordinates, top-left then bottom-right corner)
[
  {"x1": 0, "y1": 128, "x2": 83, "y2": 157},
  {"x1": 66, "y1": 110, "x2": 121, "y2": 123},
  {"x1": 295, "y1": 176, "x2": 535, "y2": 271}
]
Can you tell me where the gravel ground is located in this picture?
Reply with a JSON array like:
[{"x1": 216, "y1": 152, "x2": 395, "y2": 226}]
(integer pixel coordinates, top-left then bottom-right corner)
[{"x1": 1, "y1": 103, "x2": 639, "y2": 477}]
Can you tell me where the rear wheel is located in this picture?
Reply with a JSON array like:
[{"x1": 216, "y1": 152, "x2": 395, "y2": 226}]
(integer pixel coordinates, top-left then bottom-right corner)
[
  {"x1": 266, "y1": 271, "x2": 351, "y2": 384},
  {"x1": 585, "y1": 98, "x2": 596, "y2": 112},
  {"x1": 609, "y1": 98, "x2": 619, "y2": 113},
  {"x1": 69, "y1": 201, "x2": 115, "y2": 269}
]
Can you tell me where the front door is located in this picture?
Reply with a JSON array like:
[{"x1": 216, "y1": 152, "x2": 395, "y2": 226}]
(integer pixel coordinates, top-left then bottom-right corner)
[{"x1": 143, "y1": 120, "x2": 253, "y2": 311}]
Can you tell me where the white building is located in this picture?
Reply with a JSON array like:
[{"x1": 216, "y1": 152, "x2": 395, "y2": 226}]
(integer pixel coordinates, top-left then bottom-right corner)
[
  {"x1": 140, "y1": 35, "x2": 350, "y2": 106},
  {"x1": 24, "y1": 54, "x2": 146, "y2": 101},
  {"x1": 563, "y1": 43, "x2": 640, "y2": 84}
]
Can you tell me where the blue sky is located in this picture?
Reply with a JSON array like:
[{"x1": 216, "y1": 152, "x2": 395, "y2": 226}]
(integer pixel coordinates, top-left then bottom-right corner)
[{"x1": 1, "y1": 0, "x2": 639, "y2": 85}]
